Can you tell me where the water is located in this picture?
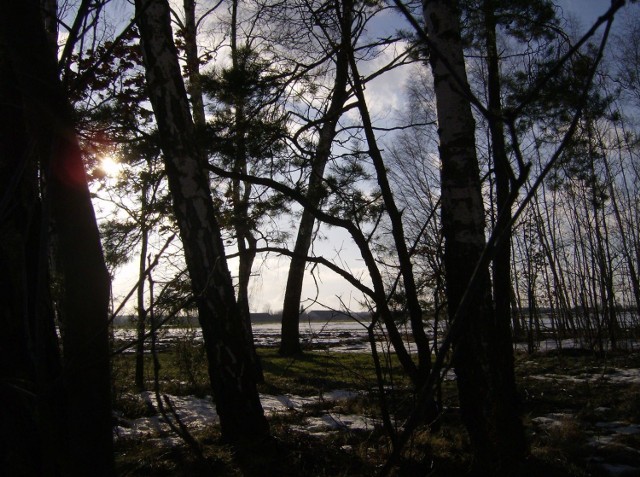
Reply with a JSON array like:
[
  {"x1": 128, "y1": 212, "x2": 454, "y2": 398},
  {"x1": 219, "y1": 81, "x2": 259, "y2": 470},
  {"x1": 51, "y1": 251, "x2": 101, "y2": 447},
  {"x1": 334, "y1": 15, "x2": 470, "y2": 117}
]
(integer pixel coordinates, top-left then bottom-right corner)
[
  {"x1": 112, "y1": 320, "x2": 383, "y2": 354},
  {"x1": 112, "y1": 317, "x2": 640, "y2": 355}
]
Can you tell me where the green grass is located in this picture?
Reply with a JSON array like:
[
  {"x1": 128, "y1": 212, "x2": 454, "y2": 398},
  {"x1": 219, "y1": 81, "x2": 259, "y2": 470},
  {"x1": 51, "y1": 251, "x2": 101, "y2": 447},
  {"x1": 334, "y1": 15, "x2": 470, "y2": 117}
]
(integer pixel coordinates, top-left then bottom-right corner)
[{"x1": 257, "y1": 347, "x2": 409, "y2": 396}]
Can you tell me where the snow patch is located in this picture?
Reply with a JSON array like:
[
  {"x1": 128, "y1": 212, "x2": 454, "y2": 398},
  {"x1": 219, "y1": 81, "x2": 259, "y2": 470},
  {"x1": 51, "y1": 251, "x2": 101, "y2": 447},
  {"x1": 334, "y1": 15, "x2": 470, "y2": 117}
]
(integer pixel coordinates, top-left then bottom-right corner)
[
  {"x1": 114, "y1": 389, "x2": 361, "y2": 441},
  {"x1": 531, "y1": 412, "x2": 574, "y2": 430},
  {"x1": 530, "y1": 369, "x2": 640, "y2": 385},
  {"x1": 114, "y1": 392, "x2": 218, "y2": 441},
  {"x1": 291, "y1": 413, "x2": 379, "y2": 437},
  {"x1": 532, "y1": 412, "x2": 640, "y2": 476},
  {"x1": 595, "y1": 422, "x2": 640, "y2": 435}
]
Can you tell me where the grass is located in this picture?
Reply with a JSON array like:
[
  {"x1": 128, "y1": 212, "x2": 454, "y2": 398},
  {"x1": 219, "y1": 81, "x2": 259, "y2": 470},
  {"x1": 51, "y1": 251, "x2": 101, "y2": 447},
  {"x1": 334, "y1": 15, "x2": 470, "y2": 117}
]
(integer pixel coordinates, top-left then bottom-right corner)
[
  {"x1": 112, "y1": 343, "x2": 640, "y2": 476},
  {"x1": 258, "y1": 347, "x2": 409, "y2": 396}
]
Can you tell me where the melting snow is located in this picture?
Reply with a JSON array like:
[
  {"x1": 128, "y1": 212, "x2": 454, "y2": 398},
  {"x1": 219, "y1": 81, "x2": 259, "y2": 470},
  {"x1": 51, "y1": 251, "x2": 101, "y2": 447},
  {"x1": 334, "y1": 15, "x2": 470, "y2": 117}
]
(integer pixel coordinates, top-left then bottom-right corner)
[
  {"x1": 531, "y1": 412, "x2": 640, "y2": 476},
  {"x1": 595, "y1": 422, "x2": 640, "y2": 435},
  {"x1": 114, "y1": 392, "x2": 218, "y2": 441},
  {"x1": 114, "y1": 389, "x2": 362, "y2": 442},
  {"x1": 531, "y1": 412, "x2": 574, "y2": 430},
  {"x1": 292, "y1": 413, "x2": 379, "y2": 437},
  {"x1": 530, "y1": 369, "x2": 640, "y2": 385}
]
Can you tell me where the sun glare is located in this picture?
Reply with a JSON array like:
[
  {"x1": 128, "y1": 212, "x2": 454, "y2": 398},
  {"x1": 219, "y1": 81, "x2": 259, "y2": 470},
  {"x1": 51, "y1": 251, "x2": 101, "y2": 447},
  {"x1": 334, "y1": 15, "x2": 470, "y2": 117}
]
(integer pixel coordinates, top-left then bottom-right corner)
[{"x1": 101, "y1": 155, "x2": 121, "y2": 177}]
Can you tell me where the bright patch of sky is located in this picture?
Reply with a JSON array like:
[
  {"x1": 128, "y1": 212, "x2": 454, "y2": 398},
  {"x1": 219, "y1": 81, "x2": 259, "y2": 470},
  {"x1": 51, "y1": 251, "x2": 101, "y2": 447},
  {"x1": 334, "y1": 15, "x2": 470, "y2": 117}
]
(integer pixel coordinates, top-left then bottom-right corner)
[{"x1": 246, "y1": 225, "x2": 372, "y2": 314}]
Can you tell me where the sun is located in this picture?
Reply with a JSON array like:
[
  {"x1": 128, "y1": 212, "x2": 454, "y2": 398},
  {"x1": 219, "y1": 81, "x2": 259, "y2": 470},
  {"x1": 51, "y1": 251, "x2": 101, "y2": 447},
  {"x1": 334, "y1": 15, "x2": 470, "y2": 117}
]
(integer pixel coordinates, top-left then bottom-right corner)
[{"x1": 100, "y1": 155, "x2": 122, "y2": 177}]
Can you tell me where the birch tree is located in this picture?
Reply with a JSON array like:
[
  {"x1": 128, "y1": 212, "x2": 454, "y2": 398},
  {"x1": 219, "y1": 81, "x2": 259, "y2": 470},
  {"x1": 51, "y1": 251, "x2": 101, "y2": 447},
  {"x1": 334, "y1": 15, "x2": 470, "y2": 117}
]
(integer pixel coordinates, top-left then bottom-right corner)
[
  {"x1": 134, "y1": 0, "x2": 270, "y2": 449},
  {"x1": 421, "y1": 0, "x2": 526, "y2": 473}
]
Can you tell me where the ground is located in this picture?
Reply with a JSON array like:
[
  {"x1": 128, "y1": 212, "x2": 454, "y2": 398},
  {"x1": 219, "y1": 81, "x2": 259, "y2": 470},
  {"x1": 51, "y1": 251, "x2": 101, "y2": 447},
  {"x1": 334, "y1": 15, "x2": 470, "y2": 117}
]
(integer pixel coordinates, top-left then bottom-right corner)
[{"x1": 112, "y1": 338, "x2": 640, "y2": 476}]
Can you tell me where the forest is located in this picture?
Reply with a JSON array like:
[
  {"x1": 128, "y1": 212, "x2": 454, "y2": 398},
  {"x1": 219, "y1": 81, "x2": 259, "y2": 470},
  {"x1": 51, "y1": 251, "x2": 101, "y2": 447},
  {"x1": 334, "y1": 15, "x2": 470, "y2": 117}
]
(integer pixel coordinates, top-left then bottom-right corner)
[{"x1": 1, "y1": 0, "x2": 640, "y2": 476}]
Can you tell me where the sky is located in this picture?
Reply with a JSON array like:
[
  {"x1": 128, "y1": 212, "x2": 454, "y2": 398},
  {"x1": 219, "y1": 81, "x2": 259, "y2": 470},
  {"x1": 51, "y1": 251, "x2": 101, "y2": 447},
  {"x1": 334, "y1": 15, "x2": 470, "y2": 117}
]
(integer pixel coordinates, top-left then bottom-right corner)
[
  {"x1": 106, "y1": 0, "x2": 635, "y2": 315},
  {"x1": 244, "y1": 0, "x2": 634, "y2": 314},
  {"x1": 558, "y1": 0, "x2": 613, "y2": 25}
]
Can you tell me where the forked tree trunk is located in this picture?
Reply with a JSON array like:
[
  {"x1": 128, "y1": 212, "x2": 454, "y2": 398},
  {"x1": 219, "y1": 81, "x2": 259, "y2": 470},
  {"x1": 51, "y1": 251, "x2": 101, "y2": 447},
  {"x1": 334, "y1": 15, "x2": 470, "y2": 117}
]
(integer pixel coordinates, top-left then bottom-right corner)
[
  {"x1": 135, "y1": 0, "x2": 270, "y2": 446},
  {"x1": 482, "y1": 0, "x2": 527, "y2": 458},
  {"x1": 422, "y1": 0, "x2": 525, "y2": 473},
  {"x1": 280, "y1": 0, "x2": 352, "y2": 356}
]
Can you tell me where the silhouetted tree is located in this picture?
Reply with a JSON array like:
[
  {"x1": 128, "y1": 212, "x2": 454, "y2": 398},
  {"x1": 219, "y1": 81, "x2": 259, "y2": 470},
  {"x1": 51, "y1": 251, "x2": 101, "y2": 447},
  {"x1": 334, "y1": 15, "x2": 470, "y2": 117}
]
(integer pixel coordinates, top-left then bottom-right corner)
[
  {"x1": 1, "y1": 0, "x2": 114, "y2": 474},
  {"x1": 134, "y1": 0, "x2": 271, "y2": 450},
  {"x1": 421, "y1": 0, "x2": 526, "y2": 473}
]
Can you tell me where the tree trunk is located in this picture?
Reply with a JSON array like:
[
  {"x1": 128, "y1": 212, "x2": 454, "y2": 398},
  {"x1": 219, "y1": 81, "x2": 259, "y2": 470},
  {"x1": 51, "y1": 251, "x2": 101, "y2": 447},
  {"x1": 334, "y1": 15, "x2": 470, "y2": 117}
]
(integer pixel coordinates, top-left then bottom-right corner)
[
  {"x1": 135, "y1": 220, "x2": 149, "y2": 391},
  {"x1": 135, "y1": 0, "x2": 270, "y2": 447},
  {"x1": 1, "y1": 1, "x2": 115, "y2": 475},
  {"x1": 0, "y1": 34, "x2": 48, "y2": 476},
  {"x1": 348, "y1": 39, "x2": 431, "y2": 376},
  {"x1": 280, "y1": 209, "x2": 316, "y2": 355},
  {"x1": 182, "y1": 0, "x2": 206, "y2": 126},
  {"x1": 279, "y1": 0, "x2": 352, "y2": 356},
  {"x1": 422, "y1": 0, "x2": 525, "y2": 473},
  {"x1": 41, "y1": 0, "x2": 58, "y2": 55},
  {"x1": 482, "y1": 0, "x2": 527, "y2": 457},
  {"x1": 181, "y1": 0, "x2": 263, "y2": 381}
]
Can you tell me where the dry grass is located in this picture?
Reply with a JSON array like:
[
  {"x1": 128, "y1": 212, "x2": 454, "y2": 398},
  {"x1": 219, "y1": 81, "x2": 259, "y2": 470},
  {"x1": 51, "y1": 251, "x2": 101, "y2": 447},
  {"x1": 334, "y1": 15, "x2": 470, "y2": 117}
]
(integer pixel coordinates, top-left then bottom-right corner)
[{"x1": 112, "y1": 346, "x2": 640, "y2": 476}]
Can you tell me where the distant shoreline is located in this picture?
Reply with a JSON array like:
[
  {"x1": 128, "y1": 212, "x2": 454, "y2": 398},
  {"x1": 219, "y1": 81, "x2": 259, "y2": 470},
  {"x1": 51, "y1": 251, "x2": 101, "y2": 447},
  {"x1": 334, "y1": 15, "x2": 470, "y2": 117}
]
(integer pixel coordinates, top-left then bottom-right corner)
[{"x1": 111, "y1": 310, "x2": 371, "y2": 327}]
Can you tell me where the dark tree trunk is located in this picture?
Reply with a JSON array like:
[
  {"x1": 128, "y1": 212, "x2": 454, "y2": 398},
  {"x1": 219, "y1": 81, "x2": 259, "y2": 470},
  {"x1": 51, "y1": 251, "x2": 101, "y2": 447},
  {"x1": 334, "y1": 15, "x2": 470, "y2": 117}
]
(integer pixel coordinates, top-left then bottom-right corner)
[
  {"x1": 348, "y1": 41, "x2": 431, "y2": 376},
  {"x1": 135, "y1": 0, "x2": 270, "y2": 446},
  {"x1": 182, "y1": 0, "x2": 206, "y2": 126},
  {"x1": 422, "y1": 0, "x2": 525, "y2": 473},
  {"x1": 280, "y1": 209, "x2": 316, "y2": 355},
  {"x1": 279, "y1": 0, "x2": 351, "y2": 356},
  {"x1": 482, "y1": 0, "x2": 527, "y2": 461},
  {"x1": 135, "y1": 221, "x2": 149, "y2": 391},
  {"x1": 0, "y1": 34, "x2": 47, "y2": 476},
  {"x1": 41, "y1": 0, "x2": 58, "y2": 54},
  {"x1": 1, "y1": 1, "x2": 115, "y2": 475}
]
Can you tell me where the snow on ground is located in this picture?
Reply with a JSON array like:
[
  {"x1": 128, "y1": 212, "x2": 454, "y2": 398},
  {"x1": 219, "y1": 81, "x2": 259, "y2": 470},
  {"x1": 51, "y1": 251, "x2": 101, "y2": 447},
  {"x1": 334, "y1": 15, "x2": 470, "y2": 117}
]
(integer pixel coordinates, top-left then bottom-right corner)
[
  {"x1": 113, "y1": 392, "x2": 218, "y2": 441},
  {"x1": 112, "y1": 324, "x2": 640, "y2": 473},
  {"x1": 514, "y1": 339, "x2": 640, "y2": 353},
  {"x1": 114, "y1": 324, "x2": 640, "y2": 357},
  {"x1": 114, "y1": 389, "x2": 363, "y2": 442},
  {"x1": 595, "y1": 463, "x2": 640, "y2": 477},
  {"x1": 530, "y1": 368, "x2": 640, "y2": 385},
  {"x1": 531, "y1": 412, "x2": 574, "y2": 430},
  {"x1": 532, "y1": 410, "x2": 640, "y2": 476},
  {"x1": 594, "y1": 421, "x2": 640, "y2": 436},
  {"x1": 291, "y1": 413, "x2": 379, "y2": 438},
  {"x1": 528, "y1": 366, "x2": 640, "y2": 477}
]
